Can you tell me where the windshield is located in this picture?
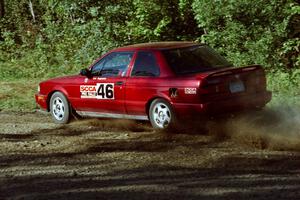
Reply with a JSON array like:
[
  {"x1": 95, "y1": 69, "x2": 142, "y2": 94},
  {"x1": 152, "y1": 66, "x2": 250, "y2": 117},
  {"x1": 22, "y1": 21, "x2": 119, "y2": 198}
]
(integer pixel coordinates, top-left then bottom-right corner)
[{"x1": 162, "y1": 45, "x2": 232, "y2": 75}]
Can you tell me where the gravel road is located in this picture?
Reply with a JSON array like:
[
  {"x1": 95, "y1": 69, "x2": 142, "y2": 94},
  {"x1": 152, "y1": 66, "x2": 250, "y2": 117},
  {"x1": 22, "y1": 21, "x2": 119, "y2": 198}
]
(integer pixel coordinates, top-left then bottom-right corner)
[{"x1": 0, "y1": 111, "x2": 300, "y2": 200}]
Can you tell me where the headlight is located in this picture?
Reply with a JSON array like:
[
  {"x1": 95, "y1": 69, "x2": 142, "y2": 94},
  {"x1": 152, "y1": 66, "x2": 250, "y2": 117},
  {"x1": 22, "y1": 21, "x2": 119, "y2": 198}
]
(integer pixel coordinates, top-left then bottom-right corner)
[{"x1": 38, "y1": 85, "x2": 40, "y2": 92}]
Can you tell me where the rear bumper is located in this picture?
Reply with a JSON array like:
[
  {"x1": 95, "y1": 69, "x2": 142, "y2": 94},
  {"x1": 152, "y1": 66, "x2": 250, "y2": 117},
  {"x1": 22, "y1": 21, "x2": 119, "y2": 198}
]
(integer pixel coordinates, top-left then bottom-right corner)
[
  {"x1": 35, "y1": 93, "x2": 48, "y2": 111},
  {"x1": 173, "y1": 91, "x2": 272, "y2": 117}
]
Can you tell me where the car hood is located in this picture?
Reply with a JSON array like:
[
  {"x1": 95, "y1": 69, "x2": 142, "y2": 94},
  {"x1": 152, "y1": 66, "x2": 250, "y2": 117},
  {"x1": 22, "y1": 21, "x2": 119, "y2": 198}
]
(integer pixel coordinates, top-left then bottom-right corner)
[
  {"x1": 41, "y1": 75, "x2": 82, "y2": 84},
  {"x1": 49, "y1": 74, "x2": 80, "y2": 81}
]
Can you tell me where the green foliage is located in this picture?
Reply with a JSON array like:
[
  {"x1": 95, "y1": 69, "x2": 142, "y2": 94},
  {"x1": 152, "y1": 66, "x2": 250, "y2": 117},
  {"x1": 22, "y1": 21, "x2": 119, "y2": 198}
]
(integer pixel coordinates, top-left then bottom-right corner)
[
  {"x1": 268, "y1": 70, "x2": 300, "y2": 95},
  {"x1": 0, "y1": 0, "x2": 201, "y2": 80},
  {"x1": 192, "y1": 0, "x2": 299, "y2": 69},
  {"x1": 281, "y1": 38, "x2": 300, "y2": 68},
  {"x1": 1, "y1": 0, "x2": 299, "y2": 80},
  {"x1": 267, "y1": 69, "x2": 300, "y2": 107}
]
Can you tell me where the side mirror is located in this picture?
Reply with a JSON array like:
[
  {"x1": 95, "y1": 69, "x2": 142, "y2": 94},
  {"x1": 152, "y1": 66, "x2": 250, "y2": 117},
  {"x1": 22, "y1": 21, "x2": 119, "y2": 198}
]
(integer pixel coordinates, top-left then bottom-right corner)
[{"x1": 80, "y1": 68, "x2": 92, "y2": 78}]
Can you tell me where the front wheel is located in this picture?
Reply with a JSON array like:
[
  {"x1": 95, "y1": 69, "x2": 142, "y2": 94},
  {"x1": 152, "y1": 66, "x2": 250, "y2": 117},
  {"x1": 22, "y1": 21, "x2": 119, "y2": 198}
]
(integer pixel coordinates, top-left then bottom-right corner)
[
  {"x1": 149, "y1": 99, "x2": 176, "y2": 130},
  {"x1": 49, "y1": 92, "x2": 70, "y2": 124}
]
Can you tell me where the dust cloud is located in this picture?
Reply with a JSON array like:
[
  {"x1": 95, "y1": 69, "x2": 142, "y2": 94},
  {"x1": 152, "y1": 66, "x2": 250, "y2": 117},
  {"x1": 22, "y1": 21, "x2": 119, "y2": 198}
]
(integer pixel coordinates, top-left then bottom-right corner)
[
  {"x1": 207, "y1": 106, "x2": 300, "y2": 151},
  {"x1": 69, "y1": 105, "x2": 300, "y2": 151}
]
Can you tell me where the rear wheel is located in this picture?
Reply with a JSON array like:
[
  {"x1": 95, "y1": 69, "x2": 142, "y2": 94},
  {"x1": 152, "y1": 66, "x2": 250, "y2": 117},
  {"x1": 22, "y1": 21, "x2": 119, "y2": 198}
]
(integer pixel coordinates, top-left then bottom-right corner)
[
  {"x1": 50, "y1": 92, "x2": 70, "y2": 124},
  {"x1": 149, "y1": 99, "x2": 176, "y2": 130}
]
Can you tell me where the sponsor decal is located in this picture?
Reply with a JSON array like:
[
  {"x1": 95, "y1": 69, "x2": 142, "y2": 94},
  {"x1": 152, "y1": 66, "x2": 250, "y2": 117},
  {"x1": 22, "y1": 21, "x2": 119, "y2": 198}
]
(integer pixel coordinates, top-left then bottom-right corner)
[
  {"x1": 184, "y1": 88, "x2": 197, "y2": 94},
  {"x1": 80, "y1": 83, "x2": 114, "y2": 99},
  {"x1": 93, "y1": 77, "x2": 107, "y2": 80}
]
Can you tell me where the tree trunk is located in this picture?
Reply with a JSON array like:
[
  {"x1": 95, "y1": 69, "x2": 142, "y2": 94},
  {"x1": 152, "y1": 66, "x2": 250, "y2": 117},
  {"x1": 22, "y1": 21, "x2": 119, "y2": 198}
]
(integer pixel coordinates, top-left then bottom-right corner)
[
  {"x1": 29, "y1": 0, "x2": 35, "y2": 22},
  {"x1": 0, "y1": 0, "x2": 4, "y2": 18},
  {"x1": 290, "y1": 15, "x2": 300, "y2": 38}
]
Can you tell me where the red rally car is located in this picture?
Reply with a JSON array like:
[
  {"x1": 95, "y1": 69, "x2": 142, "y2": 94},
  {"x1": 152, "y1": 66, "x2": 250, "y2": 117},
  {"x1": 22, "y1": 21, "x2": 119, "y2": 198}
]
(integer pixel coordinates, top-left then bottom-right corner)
[{"x1": 35, "y1": 42, "x2": 272, "y2": 129}]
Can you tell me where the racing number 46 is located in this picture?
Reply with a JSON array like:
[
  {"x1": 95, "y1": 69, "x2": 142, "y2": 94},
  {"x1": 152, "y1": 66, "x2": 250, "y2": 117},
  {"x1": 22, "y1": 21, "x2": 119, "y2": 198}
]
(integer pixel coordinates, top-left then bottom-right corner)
[{"x1": 97, "y1": 83, "x2": 114, "y2": 99}]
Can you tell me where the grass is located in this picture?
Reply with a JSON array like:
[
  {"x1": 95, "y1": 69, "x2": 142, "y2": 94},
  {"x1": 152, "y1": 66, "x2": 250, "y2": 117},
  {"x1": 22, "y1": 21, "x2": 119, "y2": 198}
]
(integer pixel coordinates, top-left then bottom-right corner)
[{"x1": 0, "y1": 80, "x2": 40, "y2": 112}]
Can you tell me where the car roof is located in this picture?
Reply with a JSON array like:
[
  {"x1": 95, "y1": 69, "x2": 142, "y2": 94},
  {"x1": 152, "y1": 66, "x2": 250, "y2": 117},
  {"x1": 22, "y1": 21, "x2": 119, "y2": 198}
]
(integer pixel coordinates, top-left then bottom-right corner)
[{"x1": 112, "y1": 41, "x2": 203, "y2": 51}]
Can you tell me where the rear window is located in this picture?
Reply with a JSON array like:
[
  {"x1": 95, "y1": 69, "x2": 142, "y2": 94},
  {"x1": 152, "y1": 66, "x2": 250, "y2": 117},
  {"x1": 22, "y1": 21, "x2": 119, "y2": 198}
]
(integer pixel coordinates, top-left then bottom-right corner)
[{"x1": 162, "y1": 45, "x2": 232, "y2": 75}]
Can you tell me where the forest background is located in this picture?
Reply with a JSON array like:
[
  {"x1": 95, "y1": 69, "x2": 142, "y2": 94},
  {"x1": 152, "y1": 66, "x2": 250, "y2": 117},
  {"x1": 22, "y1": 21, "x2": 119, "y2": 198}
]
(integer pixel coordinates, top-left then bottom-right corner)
[{"x1": 0, "y1": 0, "x2": 299, "y2": 111}]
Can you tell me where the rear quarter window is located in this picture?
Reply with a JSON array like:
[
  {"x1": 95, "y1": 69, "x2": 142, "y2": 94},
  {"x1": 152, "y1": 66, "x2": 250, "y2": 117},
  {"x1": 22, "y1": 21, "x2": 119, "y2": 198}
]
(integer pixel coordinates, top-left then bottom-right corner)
[{"x1": 131, "y1": 51, "x2": 160, "y2": 77}]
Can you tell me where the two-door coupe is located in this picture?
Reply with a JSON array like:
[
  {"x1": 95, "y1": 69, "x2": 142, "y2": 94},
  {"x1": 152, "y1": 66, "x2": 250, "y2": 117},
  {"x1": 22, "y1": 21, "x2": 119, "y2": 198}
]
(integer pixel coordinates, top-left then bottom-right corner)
[{"x1": 35, "y1": 42, "x2": 272, "y2": 129}]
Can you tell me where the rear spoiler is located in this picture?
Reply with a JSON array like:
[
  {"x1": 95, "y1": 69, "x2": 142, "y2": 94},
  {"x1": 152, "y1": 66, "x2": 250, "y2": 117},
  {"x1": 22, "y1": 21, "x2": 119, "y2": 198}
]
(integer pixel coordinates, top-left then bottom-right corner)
[{"x1": 208, "y1": 65, "x2": 263, "y2": 78}]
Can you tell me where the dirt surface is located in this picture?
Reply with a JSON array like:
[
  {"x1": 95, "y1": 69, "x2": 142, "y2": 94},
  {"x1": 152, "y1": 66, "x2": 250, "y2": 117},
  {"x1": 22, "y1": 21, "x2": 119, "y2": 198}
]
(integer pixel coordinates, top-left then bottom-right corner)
[{"x1": 0, "y1": 111, "x2": 300, "y2": 200}]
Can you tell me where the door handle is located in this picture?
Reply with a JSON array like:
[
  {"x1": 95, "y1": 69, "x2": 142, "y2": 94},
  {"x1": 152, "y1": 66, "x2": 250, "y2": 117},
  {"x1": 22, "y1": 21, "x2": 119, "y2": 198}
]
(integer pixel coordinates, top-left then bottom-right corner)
[{"x1": 115, "y1": 81, "x2": 124, "y2": 86}]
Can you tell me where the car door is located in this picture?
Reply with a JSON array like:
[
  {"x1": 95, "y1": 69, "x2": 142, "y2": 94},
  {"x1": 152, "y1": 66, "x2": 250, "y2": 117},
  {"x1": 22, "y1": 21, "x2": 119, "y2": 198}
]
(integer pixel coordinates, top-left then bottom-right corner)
[
  {"x1": 79, "y1": 51, "x2": 134, "y2": 114},
  {"x1": 125, "y1": 51, "x2": 161, "y2": 116}
]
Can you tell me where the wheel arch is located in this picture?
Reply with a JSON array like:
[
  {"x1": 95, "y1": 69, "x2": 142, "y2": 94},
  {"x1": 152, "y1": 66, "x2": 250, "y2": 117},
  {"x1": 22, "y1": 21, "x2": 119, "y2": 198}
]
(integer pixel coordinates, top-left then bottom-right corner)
[
  {"x1": 145, "y1": 95, "x2": 172, "y2": 117},
  {"x1": 46, "y1": 89, "x2": 70, "y2": 112}
]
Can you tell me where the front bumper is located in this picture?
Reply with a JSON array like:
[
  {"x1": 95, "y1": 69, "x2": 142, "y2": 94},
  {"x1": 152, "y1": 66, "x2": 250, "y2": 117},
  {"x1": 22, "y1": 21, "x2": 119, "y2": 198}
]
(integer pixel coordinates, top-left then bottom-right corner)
[
  {"x1": 35, "y1": 93, "x2": 48, "y2": 111},
  {"x1": 173, "y1": 91, "x2": 272, "y2": 117}
]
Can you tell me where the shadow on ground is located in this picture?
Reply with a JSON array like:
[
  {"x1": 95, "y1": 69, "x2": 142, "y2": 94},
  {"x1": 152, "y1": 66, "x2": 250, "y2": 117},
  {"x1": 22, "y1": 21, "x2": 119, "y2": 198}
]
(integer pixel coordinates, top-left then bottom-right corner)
[{"x1": 1, "y1": 154, "x2": 300, "y2": 200}]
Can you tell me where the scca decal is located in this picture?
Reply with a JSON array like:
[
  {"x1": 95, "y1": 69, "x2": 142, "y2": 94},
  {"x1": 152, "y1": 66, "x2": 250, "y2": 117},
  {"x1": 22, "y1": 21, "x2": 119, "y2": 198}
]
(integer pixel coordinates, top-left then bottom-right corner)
[
  {"x1": 80, "y1": 83, "x2": 114, "y2": 99},
  {"x1": 184, "y1": 88, "x2": 197, "y2": 94},
  {"x1": 80, "y1": 85, "x2": 97, "y2": 92},
  {"x1": 80, "y1": 85, "x2": 97, "y2": 98}
]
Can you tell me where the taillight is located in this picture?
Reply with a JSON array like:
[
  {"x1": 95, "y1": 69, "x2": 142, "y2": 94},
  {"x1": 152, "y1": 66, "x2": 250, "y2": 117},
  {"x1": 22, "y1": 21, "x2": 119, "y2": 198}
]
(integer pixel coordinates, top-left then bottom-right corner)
[{"x1": 255, "y1": 69, "x2": 265, "y2": 85}]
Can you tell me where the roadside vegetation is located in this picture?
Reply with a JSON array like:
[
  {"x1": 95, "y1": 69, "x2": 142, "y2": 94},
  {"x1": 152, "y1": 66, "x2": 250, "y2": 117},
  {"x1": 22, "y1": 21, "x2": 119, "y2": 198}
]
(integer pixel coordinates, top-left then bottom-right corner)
[{"x1": 0, "y1": 0, "x2": 299, "y2": 111}]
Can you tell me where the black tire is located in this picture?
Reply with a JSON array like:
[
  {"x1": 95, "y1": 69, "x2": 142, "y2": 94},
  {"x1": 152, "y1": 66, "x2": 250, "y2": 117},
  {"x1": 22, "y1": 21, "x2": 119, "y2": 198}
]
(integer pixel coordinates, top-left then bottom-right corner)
[
  {"x1": 49, "y1": 92, "x2": 70, "y2": 124},
  {"x1": 149, "y1": 98, "x2": 176, "y2": 130}
]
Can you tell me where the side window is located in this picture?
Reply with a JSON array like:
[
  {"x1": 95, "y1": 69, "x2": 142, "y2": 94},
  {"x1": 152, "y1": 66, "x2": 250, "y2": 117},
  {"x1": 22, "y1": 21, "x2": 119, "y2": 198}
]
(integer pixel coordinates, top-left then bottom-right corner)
[
  {"x1": 131, "y1": 52, "x2": 160, "y2": 77},
  {"x1": 91, "y1": 52, "x2": 134, "y2": 77}
]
